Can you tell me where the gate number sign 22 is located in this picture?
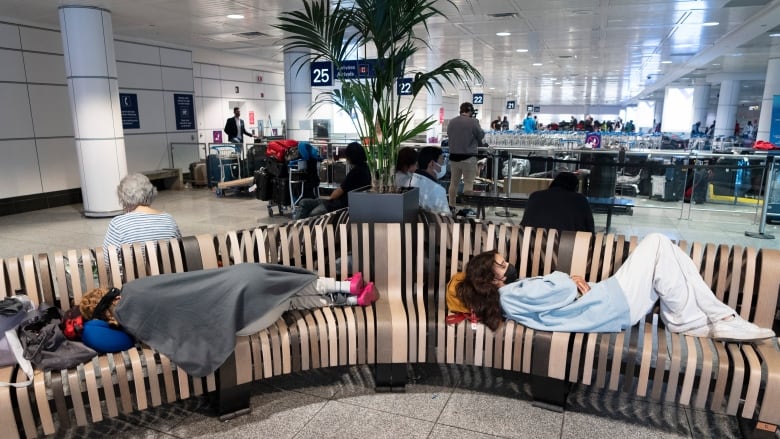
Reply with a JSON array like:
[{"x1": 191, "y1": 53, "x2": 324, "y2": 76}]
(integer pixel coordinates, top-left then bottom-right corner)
[
  {"x1": 311, "y1": 61, "x2": 333, "y2": 86},
  {"x1": 472, "y1": 93, "x2": 484, "y2": 105},
  {"x1": 397, "y1": 78, "x2": 413, "y2": 95}
]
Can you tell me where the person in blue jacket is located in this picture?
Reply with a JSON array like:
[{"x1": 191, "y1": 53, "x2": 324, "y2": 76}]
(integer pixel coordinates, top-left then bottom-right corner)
[{"x1": 454, "y1": 233, "x2": 774, "y2": 341}]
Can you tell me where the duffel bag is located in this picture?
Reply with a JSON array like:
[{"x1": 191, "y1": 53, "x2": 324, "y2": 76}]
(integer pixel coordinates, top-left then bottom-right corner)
[{"x1": 267, "y1": 139, "x2": 299, "y2": 161}]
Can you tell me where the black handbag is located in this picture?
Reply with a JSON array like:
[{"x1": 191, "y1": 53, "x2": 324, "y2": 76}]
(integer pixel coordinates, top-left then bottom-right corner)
[{"x1": 19, "y1": 306, "x2": 96, "y2": 371}]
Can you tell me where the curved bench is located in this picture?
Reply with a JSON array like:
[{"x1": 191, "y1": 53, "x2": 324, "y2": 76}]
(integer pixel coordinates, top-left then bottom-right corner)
[{"x1": 2, "y1": 215, "x2": 780, "y2": 438}]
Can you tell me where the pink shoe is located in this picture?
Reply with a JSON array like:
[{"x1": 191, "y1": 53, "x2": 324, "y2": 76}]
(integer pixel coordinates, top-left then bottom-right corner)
[
  {"x1": 357, "y1": 282, "x2": 377, "y2": 306},
  {"x1": 348, "y1": 272, "x2": 364, "y2": 295}
]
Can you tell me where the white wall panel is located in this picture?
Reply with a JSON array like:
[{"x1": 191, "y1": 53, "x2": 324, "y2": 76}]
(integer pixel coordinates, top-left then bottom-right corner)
[
  {"x1": 199, "y1": 63, "x2": 220, "y2": 79},
  {"x1": 261, "y1": 84, "x2": 285, "y2": 101},
  {"x1": 161, "y1": 67, "x2": 193, "y2": 91},
  {"x1": 117, "y1": 61, "x2": 163, "y2": 89},
  {"x1": 0, "y1": 49, "x2": 25, "y2": 81},
  {"x1": 19, "y1": 27, "x2": 61, "y2": 54},
  {"x1": 0, "y1": 23, "x2": 21, "y2": 50},
  {"x1": 201, "y1": 97, "x2": 226, "y2": 131},
  {"x1": 28, "y1": 85, "x2": 74, "y2": 138},
  {"x1": 128, "y1": 89, "x2": 166, "y2": 132},
  {"x1": 262, "y1": 72, "x2": 284, "y2": 85},
  {"x1": 160, "y1": 48, "x2": 191, "y2": 69},
  {"x1": 23, "y1": 52, "x2": 66, "y2": 85},
  {"x1": 0, "y1": 84, "x2": 35, "y2": 139},
  {"x1": 114, "y1": 41, "x2": 160, "y2": 65},
  {"x1": 201, "y1": 78, "x2": 221, "y2": 97},
  {"x1": 221, "y1": 81, "x2": 252, "y2": 99},
  {"x1": 124, "y1": 133, "x2": 170, "y2": 172},
  {"x1": 193, "y1": 77, "x2": 202, "y2": 95},
  {"x1": 0, "y1": 140, "x2": 42, "y2": 197},
  {"x1": 192, "y1": 62, "x2": 201, "y2": 77},
  {"x1": 220, "y1": 66, "x2": 252, "y2": 82},
  {"x1": 36, "y1": 138, "x2": 80, "y2": 191}
]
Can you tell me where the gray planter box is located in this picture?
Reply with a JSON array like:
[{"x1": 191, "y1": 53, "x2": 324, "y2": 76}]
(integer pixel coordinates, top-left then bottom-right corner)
[{"x1": 348, "y1": 187, "x2": 419, "y2": 223}]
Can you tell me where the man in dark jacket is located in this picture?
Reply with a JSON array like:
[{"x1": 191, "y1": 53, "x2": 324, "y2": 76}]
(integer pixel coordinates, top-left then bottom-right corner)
[
  {"x1": 224, "y1": 107, "x2": 255, "y2": 144},
  {"x1": 520, "y1": 172, "x2": 595, "y2": 233}
]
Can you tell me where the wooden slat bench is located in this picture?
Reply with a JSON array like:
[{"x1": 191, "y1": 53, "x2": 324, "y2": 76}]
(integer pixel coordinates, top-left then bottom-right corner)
[{"x1": 2, "y1": 214, "x2": 780, "y2": 438}]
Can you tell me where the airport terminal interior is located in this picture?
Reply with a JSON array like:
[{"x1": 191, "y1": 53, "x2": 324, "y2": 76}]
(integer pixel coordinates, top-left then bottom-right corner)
[{"x1": 3, "y1": 0, "x2": 780, "y2": 438}]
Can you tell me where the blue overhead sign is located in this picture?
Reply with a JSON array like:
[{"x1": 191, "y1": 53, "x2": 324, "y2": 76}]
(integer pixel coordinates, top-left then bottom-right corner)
[
  {"x1": 472, "y1": 93, "x2": 484, "y2": 105},
  {"x1": 310, "y1": 61, "x2": 333, "y2": 86},
  {"x1": 506, "y1": 101, "x2": 516, "y2": 110},
  {"x1": 397, "y1": 78, "x2": 413, "y2": 95}
]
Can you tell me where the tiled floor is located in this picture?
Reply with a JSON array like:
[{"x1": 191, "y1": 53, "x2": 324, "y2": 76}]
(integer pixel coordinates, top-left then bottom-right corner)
[{"x1": 1, "y1": 186, "x2": 779, "y2": 438}]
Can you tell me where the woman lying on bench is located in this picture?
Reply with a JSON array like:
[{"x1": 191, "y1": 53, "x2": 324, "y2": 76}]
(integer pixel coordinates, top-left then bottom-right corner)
[
  {"x1": 78, "y1": 264, "x2": 377, "y2": 377},
  {"x1": 451, "y1": 233, "x2": 775, "y2": 341}
]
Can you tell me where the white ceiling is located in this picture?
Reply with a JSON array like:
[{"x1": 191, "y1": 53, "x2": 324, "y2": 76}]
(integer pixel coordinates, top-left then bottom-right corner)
[{"x1": 2, "y1": 0, "x2": 780, "y2": 107}]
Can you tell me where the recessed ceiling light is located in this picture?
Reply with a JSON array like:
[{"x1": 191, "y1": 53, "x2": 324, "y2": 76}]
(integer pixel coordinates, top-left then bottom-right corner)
[
  {"x1": 661, "y1": 60, "x2": 673, "y2": 64},
  {"x1": 711, "y1": 63, "x2": 721, "y2": 66},
  {"x1": 227, "y1": 14, "x2": 245, "y2": 19},
  {"x1": 489, "y1": 87, "x2": 495, "y2": 90},
  {"x1": 532, "y1": 63, "x2": 543, "y2": 66},
  {"x1": 496, "y1": 32, "x2": 511, "y2": 36},
  {"x1": 702, "y1": 21, "x2": 719, "y2": 27},
  {"x1": 770, "y1": 33, "x2": 780, "y2": 37},
  {"x1": 516, "y1": 49, "x2": 528, "y2": 53}
]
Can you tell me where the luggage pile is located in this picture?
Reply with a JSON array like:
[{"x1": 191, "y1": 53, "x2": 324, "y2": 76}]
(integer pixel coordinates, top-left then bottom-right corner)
[{"x1": 254, "y1": 140, "x2": 305, "y2": 216}]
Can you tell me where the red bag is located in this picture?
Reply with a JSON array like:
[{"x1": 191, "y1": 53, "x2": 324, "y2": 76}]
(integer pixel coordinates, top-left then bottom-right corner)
[
  {"x1": 753, "y1": 140, "x2": 778, "y2": 150},
  {"x1": 62, "y1": 307, "x2": 84, "y2": 341},
  {"x1": 266, "y1": 139, "x2": 299, "y2": 161}
]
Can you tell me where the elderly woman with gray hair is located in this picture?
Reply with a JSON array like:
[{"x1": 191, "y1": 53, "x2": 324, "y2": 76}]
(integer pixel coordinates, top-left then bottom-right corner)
[{"x1": 102, "y1": 173, "x2": 181, "y2": 260}]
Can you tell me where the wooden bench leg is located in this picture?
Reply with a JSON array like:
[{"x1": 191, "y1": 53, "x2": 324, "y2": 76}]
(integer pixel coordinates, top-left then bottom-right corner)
[
  {"x1": 211, "y1": 353, "x2": 251, "y2": 420},
  {"x1": 374, "y1": 363, "x2": 407, "y2": 392},
  {"x1": 738, "y1": 419, "x2": 778, "y2": 439},
  {"x1": 530, "y1": 375, "x2": 568, "y2": 412}
]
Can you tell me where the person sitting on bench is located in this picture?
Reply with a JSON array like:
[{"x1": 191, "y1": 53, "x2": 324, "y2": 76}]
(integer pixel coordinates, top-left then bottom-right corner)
[
  {"x1": 449, "y1": 233, "x2": 775, "y2": 341},
  {"x1": 520, "y1": 172, "x2": 594, "y2": 233},
  {"x1": 78, "y1": 265, "x2": 377, "y2": 377}
]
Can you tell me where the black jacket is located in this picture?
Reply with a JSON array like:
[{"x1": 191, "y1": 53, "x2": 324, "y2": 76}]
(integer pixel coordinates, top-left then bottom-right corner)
[
  {"x1": 520, "y1": 187, "x2": 595, "y2": 233},
  {"x1": 224, "y1": 117, "x2": 253, "y2": 141}
]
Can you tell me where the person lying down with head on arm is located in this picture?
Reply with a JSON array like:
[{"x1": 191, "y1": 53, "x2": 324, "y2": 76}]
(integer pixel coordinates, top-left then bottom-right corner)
[
  {"x1": 448, "y1": 233, "x2": 774, "y2": 342},
  {"x1": 77, "y1": 264, "x2": 377, "y2": 377}
]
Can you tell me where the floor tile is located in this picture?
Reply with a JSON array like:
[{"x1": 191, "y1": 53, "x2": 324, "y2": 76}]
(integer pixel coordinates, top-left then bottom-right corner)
[
  {"x1": 437, "y1": 389, "x2": 563, "y2": 439},
  {"x1": 428, "y1": 423, "x2": 503, "y2": 439},
  {"x1": 293, "y1": 400, "x2": 434, "y2": 439}
]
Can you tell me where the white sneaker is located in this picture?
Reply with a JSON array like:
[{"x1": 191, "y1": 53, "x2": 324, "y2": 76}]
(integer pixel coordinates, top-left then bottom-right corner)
[
  {"x1": 682, "y1": 324, "x2": 712, "y2": 338},
  {"x1": 710, "y1": 316, "x2": 775, "y2": 342}
]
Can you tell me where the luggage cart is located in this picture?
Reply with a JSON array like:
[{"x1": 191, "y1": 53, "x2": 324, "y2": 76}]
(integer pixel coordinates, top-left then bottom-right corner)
[{"x1": 208, "y1": 144, "x2": 242, "y2": 196}]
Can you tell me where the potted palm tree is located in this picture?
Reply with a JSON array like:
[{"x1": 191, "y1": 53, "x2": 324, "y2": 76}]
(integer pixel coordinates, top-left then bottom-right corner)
[{"x1": 276, "y1": 0, "x2": 483, "y2": 222}]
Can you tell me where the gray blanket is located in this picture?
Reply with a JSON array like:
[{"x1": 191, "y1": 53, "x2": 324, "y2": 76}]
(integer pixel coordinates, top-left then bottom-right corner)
[{"x1": 115, "y1": 263, "x2": 317, "y2": 377}]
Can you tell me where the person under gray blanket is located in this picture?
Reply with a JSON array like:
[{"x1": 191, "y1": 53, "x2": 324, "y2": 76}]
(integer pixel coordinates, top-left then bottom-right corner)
[{"x1": 79, "y1": 264, "x2": 376, "y2": 377}]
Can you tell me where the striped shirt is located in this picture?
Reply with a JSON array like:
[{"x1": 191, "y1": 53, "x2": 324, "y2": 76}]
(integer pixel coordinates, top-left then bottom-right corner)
[{"x1": 103, "y1": 212, "x2": 181, "y2": 263}]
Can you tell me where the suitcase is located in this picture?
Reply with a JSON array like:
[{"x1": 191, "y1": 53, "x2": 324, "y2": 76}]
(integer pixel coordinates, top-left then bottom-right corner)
[
  {"x1": 254, "y1": 170, "x2": 273, "y2": 201},
  {"x1": 266, "y1": 157, "x2": 288, "y2": 177},
  {"x1": 189, "y1": 161, "x2": 207, "y2": 186},
  {"x1": 245, "y1": 145, "x2": 267, "y2": 175},
  {"x1": 272, "y1": 177, "x2": 291, "y2": 206}
]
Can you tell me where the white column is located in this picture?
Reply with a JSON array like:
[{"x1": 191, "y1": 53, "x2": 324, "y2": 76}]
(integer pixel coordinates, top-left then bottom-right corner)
[
  {"x1": 757, "y1": 42, "x2": 780, "y2": 142},
  {"x1": 654, "y1": 99, "x2": 664, "y2": 129},
  {"x1": 692, "y1": 84, "x2": 711, "y2": 128},
  {"x1": 713, "y1": 80, "x2": 740, "y2": 137},
  {"x1": 426, "y1": 85, "x2": 443, "y2": 143},
  {"x1": 284, "y1": 49, "x2": 312, "y2": 141},
  {"x1": 59, "y1": 5, "x2": 126, "y2": 217}
]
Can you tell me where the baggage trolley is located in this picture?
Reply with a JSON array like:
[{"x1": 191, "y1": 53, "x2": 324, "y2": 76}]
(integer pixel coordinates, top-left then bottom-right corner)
[{"x1": 208, "y1": 144, "x2": 242, "y2": 196}]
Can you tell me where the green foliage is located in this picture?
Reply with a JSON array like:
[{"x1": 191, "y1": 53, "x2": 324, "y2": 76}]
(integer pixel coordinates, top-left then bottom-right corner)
[{"x1": 275, "y1": 0, "x2": 483, "y2": 187}]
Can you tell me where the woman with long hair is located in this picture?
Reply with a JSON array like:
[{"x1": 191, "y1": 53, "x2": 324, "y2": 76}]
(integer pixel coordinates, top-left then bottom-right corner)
[{"x1": 453, "y1": 233, "x2": 774, "y2": 341}]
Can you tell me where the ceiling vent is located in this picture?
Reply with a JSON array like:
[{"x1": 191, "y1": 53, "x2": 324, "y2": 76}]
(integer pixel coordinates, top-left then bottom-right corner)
[
  {"x1": 487, "y1": 12, "x2": 518, "y2": 19},
  {"x1": 723, "y1": 0, "x2": 771, "y2": 6},
  {"x1": 234, "y1": 31, "x2": 269, "y2": 39}
]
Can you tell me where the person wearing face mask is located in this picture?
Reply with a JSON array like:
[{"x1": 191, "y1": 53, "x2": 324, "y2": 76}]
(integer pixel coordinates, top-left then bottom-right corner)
[
  {"x1": 448, "y1": 233, "x2": 775, "y2": 342},
  {"x1": 409, "y1": 146, "x2": 451, "y2": 215}
]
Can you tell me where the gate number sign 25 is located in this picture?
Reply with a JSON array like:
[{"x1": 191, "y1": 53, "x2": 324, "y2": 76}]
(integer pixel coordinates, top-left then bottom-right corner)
[{"x1": 311, "y1": 61, "x2": 333, "y2": 86}]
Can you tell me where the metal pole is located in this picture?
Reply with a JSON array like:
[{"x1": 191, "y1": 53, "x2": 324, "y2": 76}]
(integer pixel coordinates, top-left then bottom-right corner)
[
  {"x1": 496, "y1": 150, "x2": 518, "y2": 217},
  {"x1": 745, "y1": 153, "x2": 776, "y2": 240}
]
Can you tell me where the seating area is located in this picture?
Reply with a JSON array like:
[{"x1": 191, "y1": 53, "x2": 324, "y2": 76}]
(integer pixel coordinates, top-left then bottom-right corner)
[{"x1": 2, "y1": 210, "x2": 780, "y2": 438}]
